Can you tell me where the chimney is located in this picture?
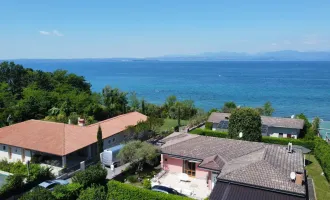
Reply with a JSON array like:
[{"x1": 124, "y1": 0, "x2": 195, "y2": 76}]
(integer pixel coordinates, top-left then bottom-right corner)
[
  {"x1": 295, "y1": 173, "x2": 303, "y2": 185},
  {"x1": 288, "y1": 142, "x2": 293, "y2": 153},
  {"x1": 78, "y1": 118, "x2": 85, "y2": 126}
]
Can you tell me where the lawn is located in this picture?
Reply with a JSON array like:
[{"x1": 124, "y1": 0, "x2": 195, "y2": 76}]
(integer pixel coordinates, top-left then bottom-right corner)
[
  {"x1": 160, "y1": 118, "x2": 188, "y2": 132},
  {"x1": 306, "y1": 155, "x2": 330, "y2": 200}
]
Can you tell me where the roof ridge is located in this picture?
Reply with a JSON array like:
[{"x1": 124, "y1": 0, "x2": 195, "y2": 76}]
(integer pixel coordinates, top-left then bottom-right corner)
[{"x1": 87, "y1": 111, "x2": 143, "y2": 127}]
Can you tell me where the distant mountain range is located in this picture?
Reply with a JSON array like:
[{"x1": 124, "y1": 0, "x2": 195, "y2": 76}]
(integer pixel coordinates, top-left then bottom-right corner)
[
  {"x1": 3, "y1": 50, "x2": 330, "y2": 62},
  {"x1": 152, "y1": 50, "x2": 330, "y2": 61}
]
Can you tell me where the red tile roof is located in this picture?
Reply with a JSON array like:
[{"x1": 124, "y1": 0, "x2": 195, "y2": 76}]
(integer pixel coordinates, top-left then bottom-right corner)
[{"x1": 0, "y1": 112, "x2": 147, "y2": 156}]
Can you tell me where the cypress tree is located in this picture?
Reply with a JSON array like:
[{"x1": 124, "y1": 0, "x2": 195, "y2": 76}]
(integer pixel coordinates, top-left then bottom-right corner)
[
  {"x1": 97, "y1": 125, "x2": 103, "y2": 160},
  {"x1": 141, "y1": 99, "x2": 145, "y2": 114}
]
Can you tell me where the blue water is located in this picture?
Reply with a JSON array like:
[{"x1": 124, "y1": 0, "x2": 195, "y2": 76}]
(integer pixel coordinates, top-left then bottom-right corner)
[{"x1": 14, "y1": 60, "x2": 330, "y2": 119}]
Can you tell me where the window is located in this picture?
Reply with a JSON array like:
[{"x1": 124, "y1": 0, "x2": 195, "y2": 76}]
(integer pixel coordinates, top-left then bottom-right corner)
[
  {"x1": 279, "y1": 133, "x2": 284, "y2": 138},
  {"x1": 183, "y1": 160, "x2": 196, "y2": 177},
  {"x1": 217, "y1": 120, "x2": 229, "y2": 129},
  {"x1": 2, "y1": 146, "x2": 6, "y2": 151},
  {"x1": 164, "y1": 158, "x2": 167, "y2": 161},
  {"x1": 112, "y1": 138, "x2": 115, "y2": 142},
  {"x1": 108, "y1": 140, "x2": 111, "y2": 144}
]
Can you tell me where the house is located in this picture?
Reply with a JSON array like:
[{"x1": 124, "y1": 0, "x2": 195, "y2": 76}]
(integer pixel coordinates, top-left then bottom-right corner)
[
  {"x1": 0, "y1": 112, "x2": 147, "y2": 168},
  {"x1": 157, "y1": 132, "x2": 306, "y2": 200},
  {"x1": 208, "y1": 112, "x2": 304, "y2": 139}
]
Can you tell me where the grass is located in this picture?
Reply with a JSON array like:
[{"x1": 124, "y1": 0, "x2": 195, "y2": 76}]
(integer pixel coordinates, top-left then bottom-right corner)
[
  {"x1": 160, "y1": 118, "x2": 188, "y2": 132},
  {"x1": 306, "y1": 154, "x2": 330, "y2": 200}
]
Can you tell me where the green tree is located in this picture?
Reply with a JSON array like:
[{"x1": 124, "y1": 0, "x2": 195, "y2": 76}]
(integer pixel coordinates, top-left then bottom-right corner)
[
  {"x1": 141, "y1": 99, "x2": 146, "y2": 114},
  {"x1": 128, "y1": 92, "x2": 140, "y2": 111},
  {"x1": 52, "y1": 183, "x2": 82, "y2": 200},
  {"x1": 221, "y1": 101, "x2": 237, "y2": 113},
  {"x1": 296, "y1": 113, "x2": 311, "y2": 139},
  {"x1": 118, "y1": 141, "x2": 159, "y2": 171},
  {"x1": 72, "y1": 164, "x2": 107, "y2": 188},
  {"x1": 177, "y1": 106, "x2": 181, "y2": 127},
  {"x1": 312, "y1": 117, "x2": 320, "y2": 136},
  {"x1": 228, "y1": 108, "x2": 262, "y2": 142},
  {"x1": 263, "y1": 101, "x2": 274, "y2": 116},
  {"x1": 97, "y1": 125, "x2": 103, "y2": 160}
]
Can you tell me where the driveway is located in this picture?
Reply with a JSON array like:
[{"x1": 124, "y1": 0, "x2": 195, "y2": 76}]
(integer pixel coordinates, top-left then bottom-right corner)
[{"x1": 106, "y1": 163, "x2": 130, "y2": 179}]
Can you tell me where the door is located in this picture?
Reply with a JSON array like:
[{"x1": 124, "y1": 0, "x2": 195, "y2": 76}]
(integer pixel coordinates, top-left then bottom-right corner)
[
  {"x1": 183, "y1": 160, "x2": 196, "y2": 177},
  {"x1": 8, "y1": 146, "x2": 12, "y2": 159}
]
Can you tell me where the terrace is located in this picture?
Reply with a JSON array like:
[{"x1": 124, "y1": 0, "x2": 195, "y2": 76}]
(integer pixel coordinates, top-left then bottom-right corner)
[{"x1": 151, "y1": 171, "x2": 210, "y2": 200}]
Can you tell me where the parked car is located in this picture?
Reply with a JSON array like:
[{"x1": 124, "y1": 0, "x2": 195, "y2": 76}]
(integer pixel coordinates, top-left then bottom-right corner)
[
  {"x1": 151, "y1": 185, "x2": 184, "y2": 196},
  {"x1": 38, "y1": 179, "x2": 69, "y2": 191}
]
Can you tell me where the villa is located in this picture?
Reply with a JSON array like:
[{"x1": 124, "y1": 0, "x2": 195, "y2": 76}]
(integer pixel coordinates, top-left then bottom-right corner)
[
  {"x1": 0, "y1": 112, "x2": 147, "y2": 169},
  {"x1": 208, "y1": 112, "x2": 304, "y2": 139},
  {"x1": 155, "y1": 132, "x2": 307, "y2": 200}
]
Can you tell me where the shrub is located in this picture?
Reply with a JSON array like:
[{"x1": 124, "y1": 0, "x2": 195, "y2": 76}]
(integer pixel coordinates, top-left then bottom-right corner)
[
  {"x1": 261, "y1": 136, "x2": 315, "y2": 150},
  {"x1": 72, "y1": 163, "x2": 107, "y2": 187},
  {"x1": 205, "y1": 122, "x2": 213, "y2": 130},
  {"x1": 190, "y1": 128, "x2": 314, "y2": 150},
  {"x1": 190, "y1": 128, "x2": 228, "y2": 138},
  {"x1": 127, "y1": 175, "x2": 138, "y2": 183},
  {"x1": 314, "y1": 137, "x2": 330, "y2": 181},
  {"x1": 52, "y1": 183, "x2": 83, "y2": 200},
  {"x1": 78, "y1": 184, "x2": 107, "y2": 200},
  {"x1": 107, "y1": 180, "x2": 192, "y2": 200},
  {"x1": 19, "y1": 187, "x2": 54, "y2": 200},
  {"x1": 0, "y1": 174, "x2": 25, "y2": 197},
  {"x1": 142, "y1": 178, "x2": 151, "y2": 189}
]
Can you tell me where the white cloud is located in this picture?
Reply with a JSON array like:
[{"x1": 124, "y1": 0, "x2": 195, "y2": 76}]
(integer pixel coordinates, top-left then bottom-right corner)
[
  {"x1": 53, "y1": 30, "x2": 63, "y2": 37},
  {"x1": 283, "y1": 40, "x2": 291, "y2": 45},
  {"x1": 271, "y1": 43, "x2": 277, "y2": 46},
  {"x1": 39, "y1": 31, "x2": 50, "y2": 35}
]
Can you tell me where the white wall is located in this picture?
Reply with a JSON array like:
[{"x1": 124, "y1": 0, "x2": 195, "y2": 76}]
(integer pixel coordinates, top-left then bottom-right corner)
[
  {"x1": 103, "y1": 131, "x2": 127, "y2": 150},
  {"x1": 0, "y1": 144, "x2": 31, "y2": 163}
]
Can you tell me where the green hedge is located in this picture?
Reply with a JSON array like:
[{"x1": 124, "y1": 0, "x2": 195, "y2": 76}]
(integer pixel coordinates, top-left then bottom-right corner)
[
  {"x1": 314, "y1": 137, "x2": 330, "y2": 181},
  {"x1": 72, "y1": 163, "x2": 107, "y2": 188},
  {"x1": 189, "y1": 128, "x2": 228, "y2": 138},
  {"x1": 107, "y1": 180, "x2": 192, "y2": 200},
  {"x1": 78, "y1": 184, "x2": 107, "y2": 200},
  {"x1": 205, "y1": 122, "x2": 213, "y2": 130},
  {"x1": 52, "y1": 183, "x2": 83, "y2": 200},
  {"x1": 261, "y1": 136, "x2": 315, "y2": 150},
  {"x1": 189, "y1": 128, "x2": 314, "y2": 150}
]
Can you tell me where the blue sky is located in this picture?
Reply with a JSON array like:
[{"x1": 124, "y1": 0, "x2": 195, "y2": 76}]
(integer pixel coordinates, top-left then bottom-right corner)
[{"x1": 1, "y1": 0, "x2": 330, "y2": 58}]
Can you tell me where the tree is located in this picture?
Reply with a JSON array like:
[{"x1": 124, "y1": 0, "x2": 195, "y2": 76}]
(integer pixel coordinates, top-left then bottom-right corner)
[
  {"x1": 228, "y1": 108, "x2": 262, "y2": 142},
  {"x1": 312, "y1": 117, "x2": 320, "y2": 136},
  {"x1": 128, "y1": 92, "x2": 140, "y2": 111},
  {"x1": 118, "y1": 141, "x2": 159, "y2": 171},
  {"x1": 141, "y1": 99, "x2": 146, "y2": 114},
  {"x1": 296, "y1": 113, "x2": 311, "y2": 139},
  {"x1": 97, "y1": 125, "x2": 103, "y2": 160},
  {"x1": 221, "y1": 101, "x2": 237, "y2": 113},
  {"x1": 177, "y1": 106, "x2": 181, "y2": 127},
  {"x1": 72, "y1": 164, "x2": 107, "y2": 187},
  {"x1": 263, "y1": 101, "x2": 274, "y2": 116}
]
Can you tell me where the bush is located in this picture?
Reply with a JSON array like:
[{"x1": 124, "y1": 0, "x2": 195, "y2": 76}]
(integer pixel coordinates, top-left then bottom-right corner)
[
  {"x1": 0, "y1": 174, "x2": 25, "y2": 197},
  {"x1": 78, "y1": 184, "x2": 107, "y2": 200},
  {"x1": 107, "y1": 180, "x2": 192, "y2": 200},
  {"x1": 19, "y1": 187, "x2": 54, "y2": 200},
  {"x1": 205, "y1": 122, "x2": 213, "y2": 130},
  {"x1": 190, "y1": 128, "x2": 228, "y2": 138},
  {"x1": 190, "y1": 128, "x2": 314, "y2": 150},
  {"x1": 314, "y1": 137, "x2": 330, "y2": 181},
  {"x1": 52, "y1": 183, "x2": 82, "y2": 200},
  {"x1": 261, "y1": 136, "x2": 315, "y2": 150},
  {"x1": 127, "y1": 175, "x2": 138, "y2": 183},
  {"x1": 142, "y1": 178, "x2": 151, "y2": 189},
  {"x1": 72, "y1": 163, "x2": 107, "y2": 187}
]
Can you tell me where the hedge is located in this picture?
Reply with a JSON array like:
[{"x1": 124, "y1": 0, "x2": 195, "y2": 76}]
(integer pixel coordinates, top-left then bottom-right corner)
[
  {"x1": 189, "y1": 128, "x2": 314, "y2": 150},
  {"x1": 314, "y1": 137, "x2": 330, "y2": 181},
  {"x1": 19, "y1": 187, "x2": 54, "y2": 200},
  {"x1": 189, "y1": 128, "x2": 228, "y2": 138},
  {"x1": 52, "y1": 183, "x2": 83, "y2": 200},
  {"x1": 72, "y1": 163, "x2": 107, "y2": 188},
  {"x1": 78, "y1": 184, "x2": 107, "y2": 200},
  {"x1": 107, "y1": 180, "x2": 192, "y2": 200},
  {"x1": 204, "y1": 122, "x2": 213, "y2": 130}
]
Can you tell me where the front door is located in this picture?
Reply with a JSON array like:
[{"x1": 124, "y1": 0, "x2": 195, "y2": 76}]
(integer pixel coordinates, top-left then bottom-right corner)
[{"x1": 183, "y1": 160, "x2": 196, "y2": 177}]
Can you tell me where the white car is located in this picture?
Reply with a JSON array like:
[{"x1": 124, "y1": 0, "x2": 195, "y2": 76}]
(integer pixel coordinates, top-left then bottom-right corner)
[{"x1": 38, "y1": 179, "x2": 69, "y2": 191}]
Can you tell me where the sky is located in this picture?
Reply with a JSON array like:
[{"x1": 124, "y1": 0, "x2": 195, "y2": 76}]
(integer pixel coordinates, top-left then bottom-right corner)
[{"x1": 1, "y1": 0, "x2": 330, "y2": 59}]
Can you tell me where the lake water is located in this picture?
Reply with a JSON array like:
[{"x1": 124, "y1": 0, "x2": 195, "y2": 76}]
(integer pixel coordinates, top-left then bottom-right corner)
[{"x1": 14, "y1": 60, "x2": 330, "y2": 120}]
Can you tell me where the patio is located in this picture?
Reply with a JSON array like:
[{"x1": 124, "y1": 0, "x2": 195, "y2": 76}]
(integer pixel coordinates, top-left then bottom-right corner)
[{"x1": 151, "y1": 171, "x2": 211, "y2": 199}]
